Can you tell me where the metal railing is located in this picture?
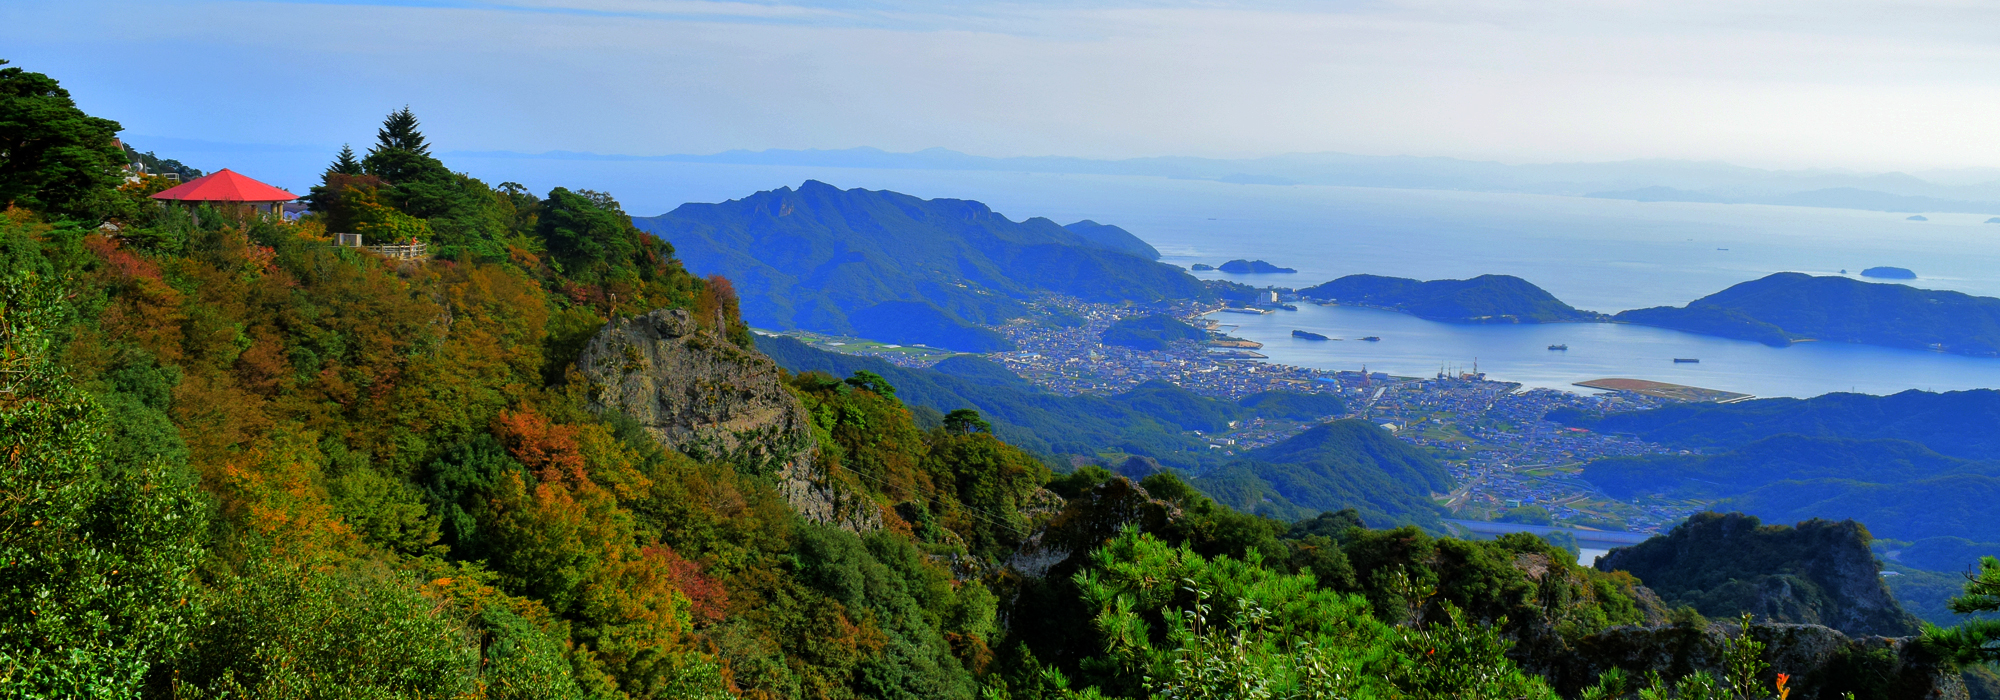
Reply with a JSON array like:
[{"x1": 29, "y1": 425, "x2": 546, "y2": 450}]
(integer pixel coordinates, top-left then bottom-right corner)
[{"x1": 334, "y1": 234, "x2": 429, "y2": 261}]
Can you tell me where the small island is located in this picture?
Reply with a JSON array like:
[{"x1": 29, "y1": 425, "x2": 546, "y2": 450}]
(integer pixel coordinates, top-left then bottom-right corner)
[
  {"x1": 1907, "y1": 215, "x2": 1929, "y2": 222},
  {"x1": 1291, "y1": 330, "x2": 1330, "y2": 341},
  {"x1": 1218, "y1": 259, "x2": 1297, "y2": 274},
  {"x1": 1861, "y1": 266, "x2": 1917, "y2": 280},
  {"x1": 1190, "y1": 263, "x2": 1215, "y2": 271},
  {"x1": 1986, "y1": 217, "x2": 2000, "y2": 224}
]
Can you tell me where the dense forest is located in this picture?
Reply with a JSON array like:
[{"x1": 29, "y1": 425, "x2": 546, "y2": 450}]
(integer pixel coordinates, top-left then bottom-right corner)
[{"x1": 5, "y1": 58, "x2": 2000, "y2": 699}]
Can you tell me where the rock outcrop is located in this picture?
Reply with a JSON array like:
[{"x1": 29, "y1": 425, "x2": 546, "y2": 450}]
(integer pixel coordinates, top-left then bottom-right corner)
[
  {"x1": 575, "y1": 308, "x2": 877, "y2": 531},
  {"x1": 1597, "y1": 512, "x2": 1922, "y2": 638}
]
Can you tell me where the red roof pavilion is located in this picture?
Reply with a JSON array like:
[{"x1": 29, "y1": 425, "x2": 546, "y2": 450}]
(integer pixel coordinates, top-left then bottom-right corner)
[{"x1": 151, "y1": 169, "x2": 298, "y2": 214}]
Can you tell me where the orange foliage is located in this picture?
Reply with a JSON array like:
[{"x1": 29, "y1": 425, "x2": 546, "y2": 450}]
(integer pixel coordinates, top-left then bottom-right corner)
[{"x1": 496, "y1": 409, "x2": 589, "y2": 486}]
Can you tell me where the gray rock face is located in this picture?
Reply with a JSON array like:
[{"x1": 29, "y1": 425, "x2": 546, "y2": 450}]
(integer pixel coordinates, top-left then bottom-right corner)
[{"x1": 575, "y1": 308, "x2": 877, "y2": 531}]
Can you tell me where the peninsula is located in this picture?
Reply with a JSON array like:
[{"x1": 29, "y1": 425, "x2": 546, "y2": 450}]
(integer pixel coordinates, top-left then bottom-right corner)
[
  {"x1": 1298, "y1": 273, "x2": 1599, "y2": 323},
  {"x1": 1613, "y1": 272, "x2": 2000, "y2": 355}
]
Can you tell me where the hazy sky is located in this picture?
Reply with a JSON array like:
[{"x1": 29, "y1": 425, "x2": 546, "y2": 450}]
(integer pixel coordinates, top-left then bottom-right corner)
[{"x1": 8, "y1": 0, "x2": 2000, "y2": 171}]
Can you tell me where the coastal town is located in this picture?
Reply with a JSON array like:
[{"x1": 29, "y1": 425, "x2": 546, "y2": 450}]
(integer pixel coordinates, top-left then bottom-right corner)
[{"x1": 770, "y1": 294, "x2": 1710, "y2": 534}]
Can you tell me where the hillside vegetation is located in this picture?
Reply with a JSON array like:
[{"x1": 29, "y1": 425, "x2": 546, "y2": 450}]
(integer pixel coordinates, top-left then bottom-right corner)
[
  {"x1": 1299, "y1": 273, "x2": 1599, "y2": 323},
  {"x1": 629, "y1": 181, "x2": 1208, "y2": 350},
  {"x1": 1097, "y1": 313, "x2": 1208, "y2": 350},
  {"x1": 1060, "y1": 219, "x2": 1159, "y2": 260},
  {"x1": 1614, "y1": 272, "x2": 2000, "y2": 355},
  {"x1": 4, "y1": 59, "x2": 1991, "y2": 700}
]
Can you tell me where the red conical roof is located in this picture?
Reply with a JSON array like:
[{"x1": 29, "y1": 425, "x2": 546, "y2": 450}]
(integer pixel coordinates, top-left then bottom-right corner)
[{"x1": 151, "y1": 168, "x2": 298, "y2": 203}]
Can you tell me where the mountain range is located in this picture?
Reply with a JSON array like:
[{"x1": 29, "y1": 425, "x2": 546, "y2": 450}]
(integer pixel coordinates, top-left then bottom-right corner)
[
  {"x1": 1555, "y1": 389, "x2": 2000, "y2": 544},
  {"x1": 631, "y1": 181, "x2": 1206, "y2": 351}
]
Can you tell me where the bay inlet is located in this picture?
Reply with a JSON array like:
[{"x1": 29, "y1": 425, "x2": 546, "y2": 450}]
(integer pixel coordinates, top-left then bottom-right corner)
[{"x1": 1206, "y1": 304, "x2": 2000, "y2": 398}]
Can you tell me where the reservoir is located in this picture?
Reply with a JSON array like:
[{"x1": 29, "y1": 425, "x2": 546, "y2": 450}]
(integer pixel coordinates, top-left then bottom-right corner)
[{"x1": 1206, "y1": 304, "x2": 2000, "y2": 398}]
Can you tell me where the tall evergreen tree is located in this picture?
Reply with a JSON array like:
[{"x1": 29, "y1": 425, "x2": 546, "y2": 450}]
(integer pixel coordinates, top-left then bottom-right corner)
[
  {"x1": 327, "y1": 143, "x2": 362, "y2": 176},
  {"x1": 372, "y1": 107, "x2": 429, "y2": 157},
  {"x1": 0, "y1": 60, "x2": 127, "y2": 219}
]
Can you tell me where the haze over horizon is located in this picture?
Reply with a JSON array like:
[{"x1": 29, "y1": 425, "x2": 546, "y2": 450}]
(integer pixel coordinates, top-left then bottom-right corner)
[{"x1": 10, "y1": 0, "x2": 2000, "y2": 174}]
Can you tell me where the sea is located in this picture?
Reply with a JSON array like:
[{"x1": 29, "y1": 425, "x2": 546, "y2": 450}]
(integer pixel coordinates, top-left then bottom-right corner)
[{"x1": 413, "y1": 156, "x2": 2000, "y2": 399}]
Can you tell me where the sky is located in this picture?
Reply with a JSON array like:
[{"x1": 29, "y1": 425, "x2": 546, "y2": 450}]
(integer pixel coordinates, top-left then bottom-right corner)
[{"x1": 8, "y1": 0, "x2": 2000, "y2": 172}]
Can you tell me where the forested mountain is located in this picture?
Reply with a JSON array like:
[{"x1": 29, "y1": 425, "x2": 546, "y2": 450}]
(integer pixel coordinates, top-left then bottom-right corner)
[
  {"x1": 1060, "y1": 219, "x2": 1159, "y2": 260},
  {"x1": 629, "y1": 182, "x2": 1208, "y2": 350},
  {"x1": 1196, "y1": 420, "x2": 1454, "y2": 528},
  {"x1": 1299, "y1": 273, "x2": 1600, "y2": 323},
  {"x1": 1561, "y1": 390, "x2": 2000, "y2": 543},
  {"x1": 5, "y1": 59, "x2": 1996, "y2": 700},
  {"x1": 1614, "y1": 272, "x2": 2000, "y2": 355},
  {"x1": 1552, "y1": 388, "x2": 2000, "y2": 458}
]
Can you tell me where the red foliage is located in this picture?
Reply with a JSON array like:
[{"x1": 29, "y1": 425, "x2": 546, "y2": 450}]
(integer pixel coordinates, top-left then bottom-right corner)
[
  {"x1": 494, "y1": 409, "x2": 589, "y2": 486},
  {"x1": 85, "y1": 234, "x2": 163, "y2": 282},
  {"x1": 646, "y1": 545, "x2": 729, "y2": 624}
]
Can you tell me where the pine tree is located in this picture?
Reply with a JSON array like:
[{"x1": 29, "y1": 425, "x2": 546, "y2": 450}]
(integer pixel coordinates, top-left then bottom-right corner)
[
  {"x1": 372, "y1": 106, "x2": 430, "y2": 157},
  {"x1": 328, "y1": 144, "x2": 362, "y2": 176}
]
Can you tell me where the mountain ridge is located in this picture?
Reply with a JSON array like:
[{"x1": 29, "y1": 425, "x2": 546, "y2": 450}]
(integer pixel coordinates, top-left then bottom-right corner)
[
  {"x1": 630, "y1": 181, "x2": 1208, "y2": 350},
  {"x1": 1613, "y1": 272, "x2": 2000, "y2": 356}
]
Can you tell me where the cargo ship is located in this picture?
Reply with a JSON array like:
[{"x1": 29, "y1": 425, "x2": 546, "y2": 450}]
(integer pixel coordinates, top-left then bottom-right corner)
[
  {"x1": 1673, "y1": 358, "x2": 1699, "y2": 363},
  {"x1": 1360, "y1": 336, "x2": 1381, "y2": 342},
  {"x1": 1548, "y1": 344, "x2": 1568, "y2": 351},
  {"x1": 1291, "y1": 330, "x2": 1329, "y2": 341}
]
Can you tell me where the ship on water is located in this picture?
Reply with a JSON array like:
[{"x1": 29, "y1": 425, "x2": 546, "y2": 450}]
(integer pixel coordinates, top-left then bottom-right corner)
[
  {"x1": 1360, "y1": 336, "x2": 1381, "y2": 342},
  {"x1": 1674, "y1": 358, "x2": 1700, "y2": 363},
  {"x1": 1292, "y1": 330, "x2": 1330, "y2": 341},
  {"x1": 1548, "y1": 344, "x2": 1568, "y2": 351}
]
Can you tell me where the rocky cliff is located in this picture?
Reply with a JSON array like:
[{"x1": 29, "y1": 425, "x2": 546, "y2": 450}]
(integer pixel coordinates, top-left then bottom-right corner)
[
  {"x1": 574, "y1": 308, "x2": 877, "y2": 530},
  {"x1": 1598, "y1": 512, "x2": 1922, "y2": 638}
]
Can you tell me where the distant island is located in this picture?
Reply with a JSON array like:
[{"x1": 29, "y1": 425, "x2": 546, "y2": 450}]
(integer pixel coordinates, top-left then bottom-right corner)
[
  {"x1": 1218, "y1": 259, "x2": 1296, "y2": 274},
  {"x1": 1189, "y1": 263, "x2": 1215, "y2": 271},
  {"x1": 631, "y1": 181, "x2": 1209, "y2": 351},
  {"x1": 1906, "y1": 215, "x2": 1929, "y2": 221},
  {"x1": 1987, "y1": 217, "x2": 2000, "y2": 224},
  {"x1": 1861, "y1": 266, "x2": 1917, "y2": 279},
  {"x1": 1613, "y1": 272, "x2": 2000, "y2": 355},
  {"x1": 1298, "y1": 274, "x2": 1600, "y2": 324}
]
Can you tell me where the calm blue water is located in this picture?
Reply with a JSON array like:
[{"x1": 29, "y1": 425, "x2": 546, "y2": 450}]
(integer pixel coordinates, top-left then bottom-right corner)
[
  {"x1": 412, "y1": 156, "x2": 2000, "y2": 396},
  {"x1": 1209, "y1": 305, "x2": 2000, "y2": 398}
]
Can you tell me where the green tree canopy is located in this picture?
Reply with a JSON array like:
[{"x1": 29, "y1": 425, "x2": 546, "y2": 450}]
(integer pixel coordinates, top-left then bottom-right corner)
[
  {"x1": 373, "y1": 106, "x2": 430, "y2": 157},
  {"x1": 0, "y1": 60, "x2": 126, "y2": 220},
  {"x1": 327, "y1": 143, "x2": 362, "y2": 176}
]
